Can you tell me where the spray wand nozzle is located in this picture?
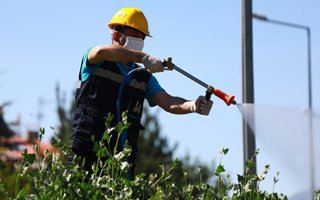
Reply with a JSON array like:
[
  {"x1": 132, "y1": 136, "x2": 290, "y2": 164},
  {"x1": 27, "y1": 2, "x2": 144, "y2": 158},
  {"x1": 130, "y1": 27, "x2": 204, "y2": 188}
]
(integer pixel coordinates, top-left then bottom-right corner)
[
  {"x1": 163, "y1": 57, "x2": 237, "y2": 106},
  {"x1": 207, "y1": 86, "x2": 236, "y2": 106}
]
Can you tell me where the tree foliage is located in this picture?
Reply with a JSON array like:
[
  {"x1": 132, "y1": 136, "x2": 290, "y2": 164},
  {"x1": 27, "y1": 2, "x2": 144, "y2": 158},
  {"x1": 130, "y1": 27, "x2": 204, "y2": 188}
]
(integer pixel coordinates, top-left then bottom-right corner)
[
  {"x1": 0, "y1": 102, "x2": 15, "y2": 138},
  {"x1": 51, "y1": 84, "x2": 74, "y2": 146}
]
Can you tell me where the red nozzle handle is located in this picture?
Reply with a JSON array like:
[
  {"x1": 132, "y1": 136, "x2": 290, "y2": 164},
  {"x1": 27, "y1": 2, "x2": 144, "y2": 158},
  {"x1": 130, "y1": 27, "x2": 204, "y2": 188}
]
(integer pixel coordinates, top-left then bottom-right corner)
[{"x1": 210, "y1": 87, "x2": 236, "y2": 106}]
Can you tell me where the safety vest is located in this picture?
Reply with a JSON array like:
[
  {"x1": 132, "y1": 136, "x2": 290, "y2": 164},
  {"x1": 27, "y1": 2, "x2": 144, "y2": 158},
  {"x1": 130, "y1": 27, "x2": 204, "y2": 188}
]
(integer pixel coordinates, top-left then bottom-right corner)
[{"x1": 71, "y1": 60, "x2": 151, "y2": 163}]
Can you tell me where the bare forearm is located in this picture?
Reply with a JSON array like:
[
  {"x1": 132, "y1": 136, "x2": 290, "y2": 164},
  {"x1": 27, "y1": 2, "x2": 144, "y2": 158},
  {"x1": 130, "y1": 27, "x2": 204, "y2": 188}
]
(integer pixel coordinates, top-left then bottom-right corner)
[
  {"x1": 153, "y1": 91, "x2": 213, "y2": 115},
  {"x1": 153, "y1": 92, "x2": 193, "y2": 114},
  {"x1": 88, "y1": 45, "x2": 147, "y2": 64},
  {"x1": 166, "y1": 96, "x2": 194, "y2": 114}
]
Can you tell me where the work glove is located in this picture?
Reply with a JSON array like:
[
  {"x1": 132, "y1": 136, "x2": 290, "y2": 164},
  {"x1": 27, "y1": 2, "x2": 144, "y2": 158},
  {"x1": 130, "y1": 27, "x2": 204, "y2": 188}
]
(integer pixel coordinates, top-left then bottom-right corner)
[
  {"x1": 142, "y1": 54, "x2": 165, "y2": 73},
  {"x1": 190, "y1": 96, "x2": 213, "y2": 115}
]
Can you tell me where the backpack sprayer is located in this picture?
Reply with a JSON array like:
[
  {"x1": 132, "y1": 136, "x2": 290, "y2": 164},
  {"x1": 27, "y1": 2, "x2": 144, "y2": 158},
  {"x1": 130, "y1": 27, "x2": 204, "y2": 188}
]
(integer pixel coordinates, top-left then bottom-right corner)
[{"x1": 162, "y1": 57, "x2": 237, "y2": 106}]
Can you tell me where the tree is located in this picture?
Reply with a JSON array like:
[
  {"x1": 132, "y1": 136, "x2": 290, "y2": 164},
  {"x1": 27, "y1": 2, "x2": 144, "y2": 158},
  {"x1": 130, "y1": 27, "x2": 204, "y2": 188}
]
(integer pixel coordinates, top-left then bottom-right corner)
[
  {"x1": 51, "y1": 84, "x2": 74, "y2": 145},
  {"x1": 0, "y1": 102, "x2": 15, "y2": 138}
]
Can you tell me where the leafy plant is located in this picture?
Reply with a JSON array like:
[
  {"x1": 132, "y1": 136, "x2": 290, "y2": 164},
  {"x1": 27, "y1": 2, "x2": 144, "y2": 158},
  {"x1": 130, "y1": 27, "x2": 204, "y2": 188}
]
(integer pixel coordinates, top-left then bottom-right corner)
[
  {"x1": 315, "y1": 189, "x2": 320, "y2": 200},
  {"x1": 0, "y1": 114, "x2": 301, "y2": 199},
  {"x1": 137, "y1": 104, "x2": 213, "y2": 189}
]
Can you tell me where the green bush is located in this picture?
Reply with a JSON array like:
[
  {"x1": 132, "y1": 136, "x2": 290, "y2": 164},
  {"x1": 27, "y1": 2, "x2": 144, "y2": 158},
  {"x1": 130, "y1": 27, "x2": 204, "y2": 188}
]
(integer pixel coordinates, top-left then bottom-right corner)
[{"x1": 0, "y1": 115, "x2": 308, "y2": 200}]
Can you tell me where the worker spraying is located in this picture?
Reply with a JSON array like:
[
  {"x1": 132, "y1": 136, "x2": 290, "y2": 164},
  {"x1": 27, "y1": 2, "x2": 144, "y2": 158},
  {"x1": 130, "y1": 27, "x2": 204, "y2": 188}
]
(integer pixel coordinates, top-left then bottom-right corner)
[{"x1": 69, "y1": 7, "x2": 214, "y2": 180}]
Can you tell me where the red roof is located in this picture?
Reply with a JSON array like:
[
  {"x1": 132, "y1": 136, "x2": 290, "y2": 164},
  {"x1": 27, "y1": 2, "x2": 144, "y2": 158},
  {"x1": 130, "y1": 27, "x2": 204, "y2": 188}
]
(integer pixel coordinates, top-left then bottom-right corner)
[{"x1": 0, "y1": 136, "x2": 61, "y2": 161}]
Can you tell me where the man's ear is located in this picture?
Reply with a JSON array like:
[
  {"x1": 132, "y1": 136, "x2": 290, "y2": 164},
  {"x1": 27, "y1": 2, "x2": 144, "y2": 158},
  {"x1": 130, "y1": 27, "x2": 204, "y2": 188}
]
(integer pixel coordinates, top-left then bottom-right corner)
[{"x1": 112, "y1": 31, "x2": 121, "y2": 43}]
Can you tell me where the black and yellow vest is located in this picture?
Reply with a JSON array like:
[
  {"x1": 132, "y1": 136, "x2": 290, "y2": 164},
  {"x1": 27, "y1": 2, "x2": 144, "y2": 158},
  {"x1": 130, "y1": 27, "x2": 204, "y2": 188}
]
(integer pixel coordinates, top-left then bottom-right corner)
[{"x1": 71, "y1": 61, "x2": 151, "y2": 163}]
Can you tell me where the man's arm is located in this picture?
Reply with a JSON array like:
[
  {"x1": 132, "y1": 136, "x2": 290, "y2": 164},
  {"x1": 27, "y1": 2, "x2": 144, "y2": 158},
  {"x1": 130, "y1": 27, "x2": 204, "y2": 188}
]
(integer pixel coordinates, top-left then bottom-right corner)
[
  {"x1": 88, "y1": 45, "x2": 146, "y2": 65},
  {"x1": 152, "y1": 91, "x2": 213, "y2": 115},
  {"x1": 87, "y1": 45, "x2": 164, "y2": 73}
]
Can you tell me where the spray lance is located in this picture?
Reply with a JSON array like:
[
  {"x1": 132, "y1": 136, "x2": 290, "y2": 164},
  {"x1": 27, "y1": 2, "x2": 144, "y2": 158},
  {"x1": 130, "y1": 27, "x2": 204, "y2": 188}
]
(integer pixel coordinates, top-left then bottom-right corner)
[{"x1": 162, "y1": 57, "x2": 237, "y2": 106}]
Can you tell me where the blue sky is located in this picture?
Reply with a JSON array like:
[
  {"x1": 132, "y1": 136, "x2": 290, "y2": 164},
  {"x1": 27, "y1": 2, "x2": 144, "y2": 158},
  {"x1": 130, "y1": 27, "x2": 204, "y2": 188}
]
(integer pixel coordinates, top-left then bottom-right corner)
[{"x1": 1, "y1": 1, "x2": 319, "y2": 198}]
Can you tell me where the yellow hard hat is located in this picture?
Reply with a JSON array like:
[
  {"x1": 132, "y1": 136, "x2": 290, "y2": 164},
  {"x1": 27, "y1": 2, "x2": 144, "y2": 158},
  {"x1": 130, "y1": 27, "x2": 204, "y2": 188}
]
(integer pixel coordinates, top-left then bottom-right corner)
[{"x1": 108, "y1": 8, "x2": 151, "y2": 37}]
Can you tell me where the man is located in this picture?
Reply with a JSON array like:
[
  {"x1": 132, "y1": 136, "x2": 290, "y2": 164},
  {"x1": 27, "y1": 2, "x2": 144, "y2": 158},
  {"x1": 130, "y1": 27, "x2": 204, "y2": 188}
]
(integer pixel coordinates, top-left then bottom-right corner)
[{"x1": 70, "y1": 7, "x2": 213, "y2": 178}]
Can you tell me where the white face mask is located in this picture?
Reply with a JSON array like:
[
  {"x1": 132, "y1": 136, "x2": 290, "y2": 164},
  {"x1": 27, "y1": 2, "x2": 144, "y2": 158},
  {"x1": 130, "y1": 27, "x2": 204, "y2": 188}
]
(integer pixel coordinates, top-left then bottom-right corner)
[{"x1": 123, "y1": 36, "x2": 144, "y2": 51}]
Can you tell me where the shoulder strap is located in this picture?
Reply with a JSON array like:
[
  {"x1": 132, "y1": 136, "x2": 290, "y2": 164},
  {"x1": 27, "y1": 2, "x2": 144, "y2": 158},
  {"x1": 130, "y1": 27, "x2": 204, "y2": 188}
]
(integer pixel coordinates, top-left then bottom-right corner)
[{"x1": 78, "y1": 56, "x2": 84, "y2": 81}]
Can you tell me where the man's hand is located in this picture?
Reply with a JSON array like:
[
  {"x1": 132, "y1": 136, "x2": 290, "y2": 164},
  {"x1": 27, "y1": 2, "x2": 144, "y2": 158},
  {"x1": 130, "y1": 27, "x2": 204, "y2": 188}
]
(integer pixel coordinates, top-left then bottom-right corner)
[
  {"x1": 191, "y1": 96, "x2": 213, "y2": 115},
  {"x1": 142, "y1": 54, "x2": 165, "y2": 73}
]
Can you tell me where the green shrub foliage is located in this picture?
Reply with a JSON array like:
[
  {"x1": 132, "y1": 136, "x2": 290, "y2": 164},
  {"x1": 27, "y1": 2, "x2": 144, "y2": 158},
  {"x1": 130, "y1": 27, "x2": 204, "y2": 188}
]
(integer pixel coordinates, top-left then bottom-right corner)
[{"x1": 0, "y1": 115, "x2": 303, "y2": 200}]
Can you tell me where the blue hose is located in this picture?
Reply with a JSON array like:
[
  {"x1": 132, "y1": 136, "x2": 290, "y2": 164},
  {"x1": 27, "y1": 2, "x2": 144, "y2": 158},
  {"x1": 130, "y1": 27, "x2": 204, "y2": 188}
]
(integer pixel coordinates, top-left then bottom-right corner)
[{"x1": 116, "y1": 67, "x2": 144, "y2": 180}]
